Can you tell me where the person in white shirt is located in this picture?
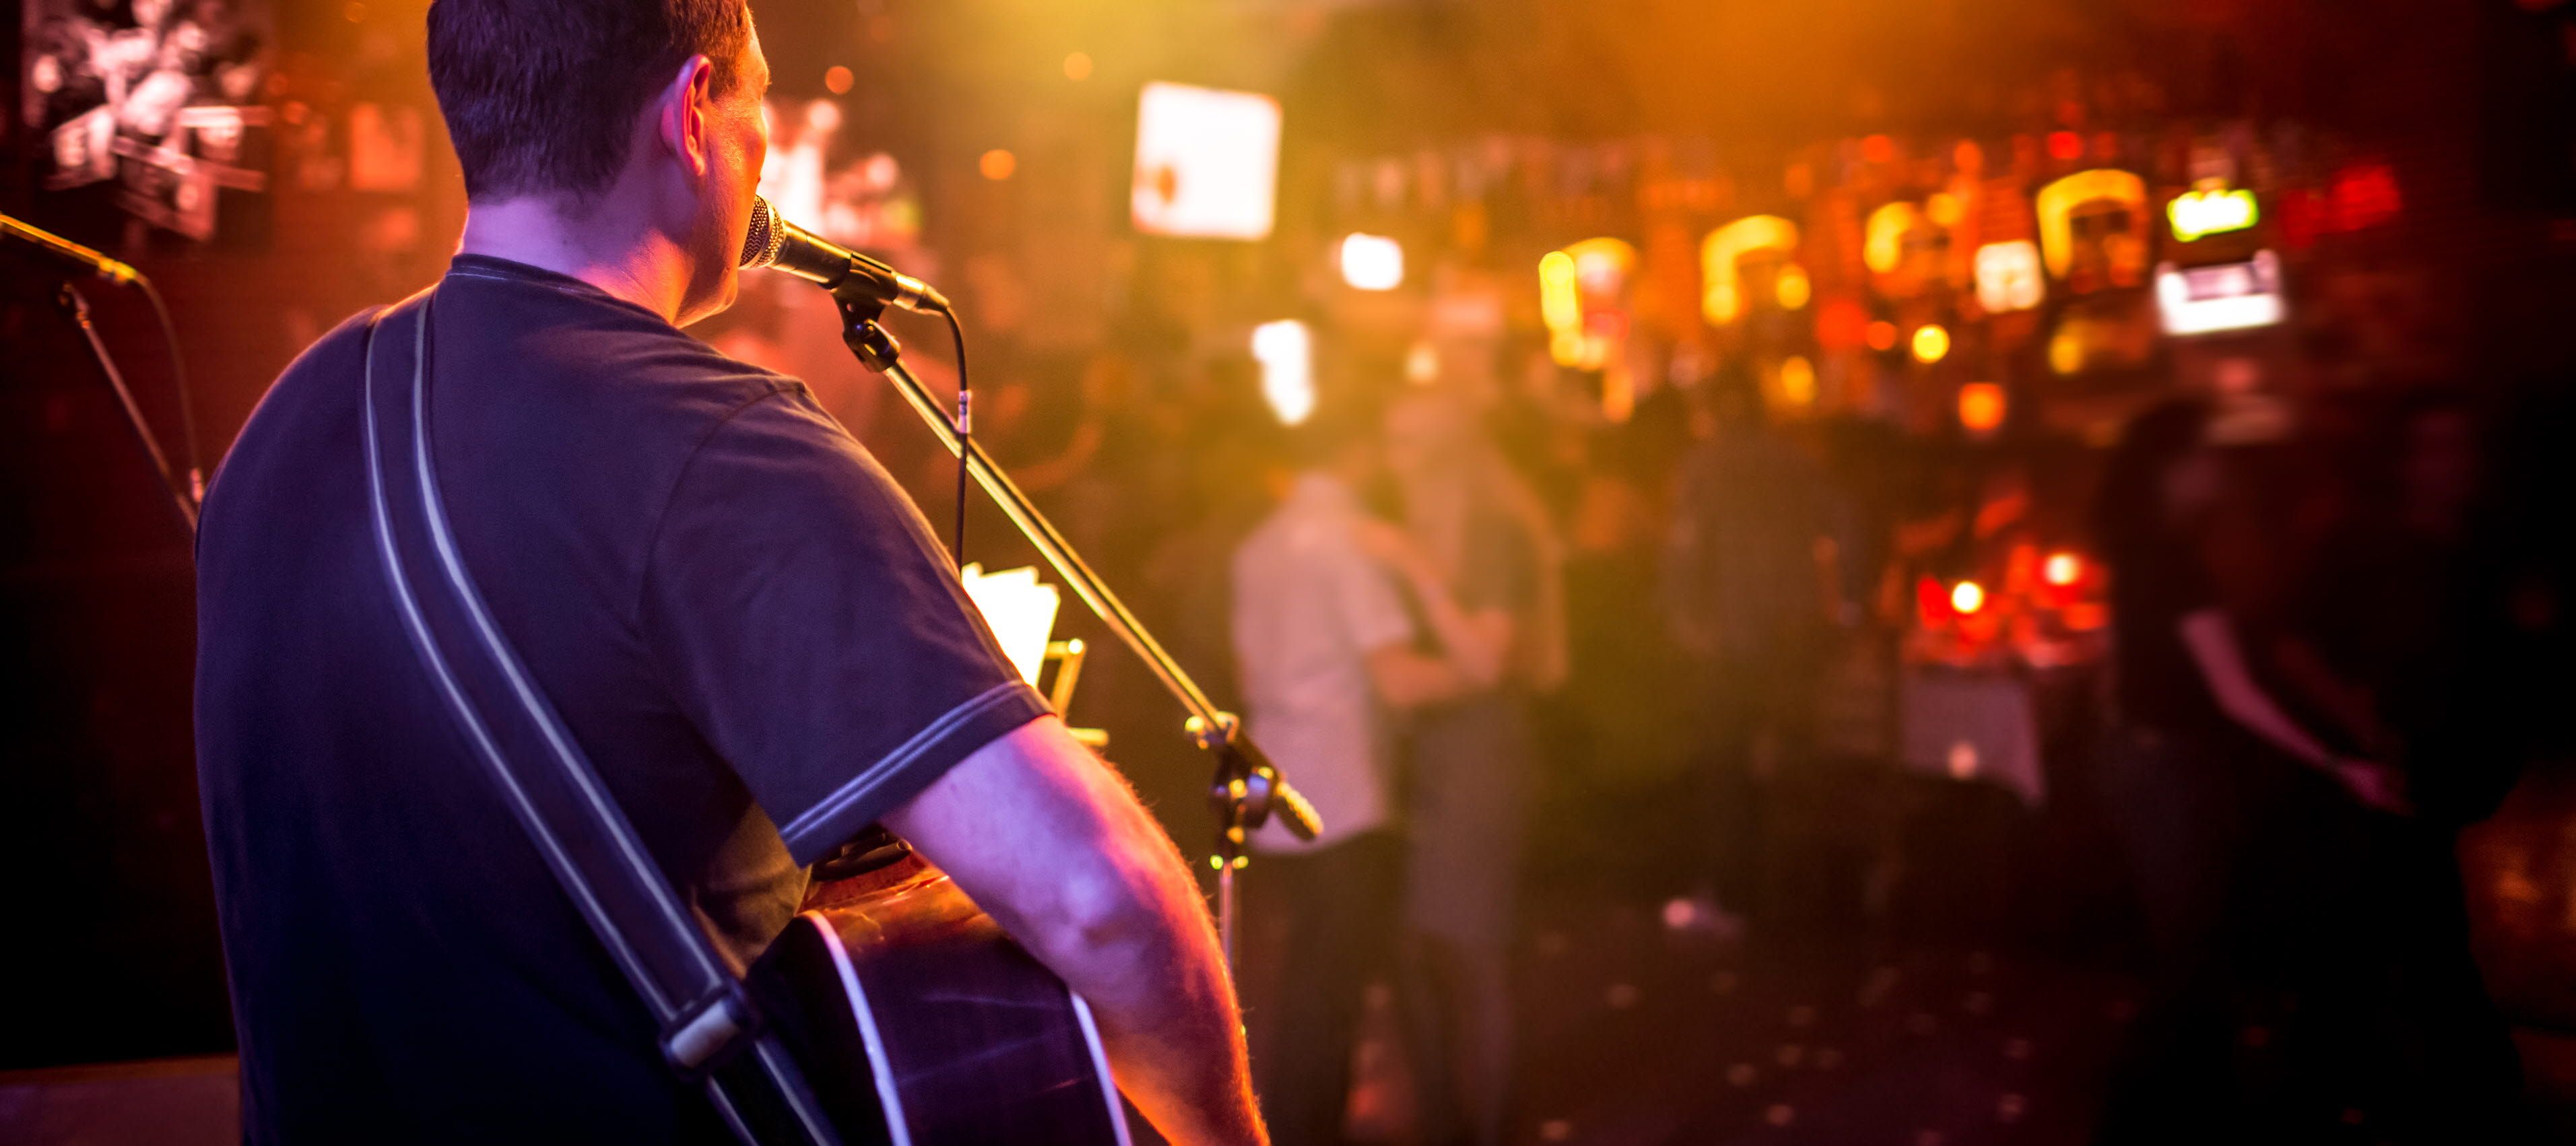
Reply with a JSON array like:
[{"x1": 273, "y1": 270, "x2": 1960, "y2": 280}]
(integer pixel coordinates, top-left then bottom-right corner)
[{"x1": 1231, "y1": 400, "x2": 1502, "y2": 1145}]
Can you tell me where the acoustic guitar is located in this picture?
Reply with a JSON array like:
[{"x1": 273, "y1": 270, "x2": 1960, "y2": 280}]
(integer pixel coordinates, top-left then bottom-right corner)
[{"x1": 743, "y1": 832, "x2": 1135, "y2": 1145}]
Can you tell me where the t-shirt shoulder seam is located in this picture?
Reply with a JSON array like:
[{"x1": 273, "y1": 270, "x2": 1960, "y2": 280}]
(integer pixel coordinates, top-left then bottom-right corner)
[{"x1": 630, "y1": 381, "x2": 801, "y2": 623}]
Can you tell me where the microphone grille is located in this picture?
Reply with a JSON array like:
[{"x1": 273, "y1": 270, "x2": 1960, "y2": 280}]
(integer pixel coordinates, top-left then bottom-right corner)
[{"x1": 739, "y1": 196, "x2": 783, "y2": 269}]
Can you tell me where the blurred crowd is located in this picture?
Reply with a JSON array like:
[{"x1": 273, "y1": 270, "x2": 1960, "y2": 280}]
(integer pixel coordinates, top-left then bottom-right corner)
[{"x1": 702, "y1": 271, "x2": 2573, "y2": 1143}]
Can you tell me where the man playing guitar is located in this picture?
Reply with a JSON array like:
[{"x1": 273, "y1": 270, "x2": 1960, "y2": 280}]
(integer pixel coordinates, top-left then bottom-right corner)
[{"x1": 192, "y1": 1, "x2": 1263, "y2": 1142}]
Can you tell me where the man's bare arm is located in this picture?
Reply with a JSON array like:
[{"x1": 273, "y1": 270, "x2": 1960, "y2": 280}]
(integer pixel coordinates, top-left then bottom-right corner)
[
  {"x1": 883, "y1": 716, "x2": 1266, "y2": 1146},
  {"x1": 1352, "y1": 520, "x2": 1508, "y2": 689}
]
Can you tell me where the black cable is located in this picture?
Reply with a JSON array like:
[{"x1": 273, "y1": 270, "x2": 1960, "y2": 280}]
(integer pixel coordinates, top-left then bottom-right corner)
[
  {"x1": 942, "y1": 306, "x2": 969, "y2": 568},
  {"x1": 132, "y1": 276, "x2": 203, "y2": 506}
]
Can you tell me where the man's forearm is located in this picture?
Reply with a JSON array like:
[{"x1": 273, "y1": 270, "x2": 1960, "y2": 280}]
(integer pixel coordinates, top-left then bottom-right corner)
[
  {"x1": 883, "y1": 719, "x2": 1266, "y2": 1145},
  {"x1": 1067, "y1": 883, "x2": 1263, "y2": 1145},
  {"x1": 1030, "y1": 848, "x2": 1265, "y2": 1146}
]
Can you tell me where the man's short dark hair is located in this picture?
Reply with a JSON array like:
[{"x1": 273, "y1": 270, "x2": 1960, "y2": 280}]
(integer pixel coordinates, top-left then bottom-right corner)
[{"x1": 427, "y1": 0, "x2": 752, "y2": 202}]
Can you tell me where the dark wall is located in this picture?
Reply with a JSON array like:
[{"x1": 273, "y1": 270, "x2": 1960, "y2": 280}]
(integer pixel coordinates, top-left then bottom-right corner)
[{"x1": 2, "y1": 0, "x2": 462, "y2": 1068}]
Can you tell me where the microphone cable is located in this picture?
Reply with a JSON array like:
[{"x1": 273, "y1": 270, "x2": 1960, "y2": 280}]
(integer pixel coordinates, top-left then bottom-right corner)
[
  {"x1": 132, "y1": 276, "x2": 205, "y2": 508},
  {"x1": 942, "y1": 306, "x2": 969, "y2": 568}
]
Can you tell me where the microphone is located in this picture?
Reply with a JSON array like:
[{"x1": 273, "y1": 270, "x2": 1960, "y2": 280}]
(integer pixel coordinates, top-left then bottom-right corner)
[
  {"x1": 738, "y1": 196, "x2": 948, "y2": 314},
  {"x1": 1, "y1": 212, "x2": 141, "y2": 285}
]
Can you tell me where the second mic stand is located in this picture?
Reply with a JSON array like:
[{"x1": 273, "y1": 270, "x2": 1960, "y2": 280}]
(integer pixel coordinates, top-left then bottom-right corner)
[
  {"x1": 57, "y1": 283, "x2": 199, "y2": 533},
  {"x1": 834, "y1": 296, "x2": 1319, "y2": 966}
]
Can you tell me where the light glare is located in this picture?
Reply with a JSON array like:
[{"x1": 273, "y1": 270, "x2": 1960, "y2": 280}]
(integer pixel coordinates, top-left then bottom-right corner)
[
  {"x1": 2043, "y1": 552, "x2": 2082, "y2": 587},
  {"x1": 1974, "y1": 241, "x2": 2045, "y2": 312},
  {"x1": 1131, "y1": 83, "x2": 1280, "y2": 240},
  {"x1": 2168, "y1": 186, "x2": 2259, "y2": 242},
  {"x1": 1339, "y1": 232, "x2": 1405, "y2": 291},
  {"x1": 1251, "y1": 320, "x2": 1313, "y2": 426},
  {"x1": 1951, "y1": 580, "x2": 1986, "y2": 615},
  {"x1": 2156, "y1": 252, "x2": 2286, "y2": 336}
]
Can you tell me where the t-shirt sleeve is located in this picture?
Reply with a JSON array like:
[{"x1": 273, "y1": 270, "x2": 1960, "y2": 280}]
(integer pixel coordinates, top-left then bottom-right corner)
[
  {"x1": 1331, "y1": 539, "x2": 1415, "y2": 655},
  {"x1": 640, "y1": 389, "x2": 1051, "y2": 865}
]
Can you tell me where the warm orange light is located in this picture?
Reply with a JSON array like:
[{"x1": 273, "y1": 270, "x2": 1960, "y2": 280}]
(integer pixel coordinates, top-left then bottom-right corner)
[
  {"x1": 1866, "y1": 321, "x2": 1899, "y2": 351},
  {"x1": 1063, "y1": 52, "x2": 1094, "y2": 81},
  {"x1": 1539, "y1": 250, "x2": 1585, "y2": 365},
  {"x1": 1539, "y1": 250, "x2": 1581, "y2": 324},
  {"x1": 1911, "y1": 323, "x2": 1951, "y2": 364},
  {"x1": 2047, "y1": 328, "x2": 2084, "y2": 375},
  {"x1": 1774, "y1": 263, "x2": 1812, "y2": 310},
  {"x1": 1861, "y1": 135, "x2": 1898, "y2": 164},
  {"x1": 823, "y1": 65, "x2": 855, "y2": 94},
  {"x1": 1957, "y1": 382, "x2": 2006, "y2": 434},
  {"x1": 979, "y1": 149, "x2": 1017, "y2": 180},
  {"x1": 1703, "y1": 216, "x2": 1799, "y2": 325},
  {"x1": 1926, "y1": 192, "x2": 1965, "y2": 228},
  {"x1": 2043, "y1": 551, "x2": 2082, "y2": 587},
  {"x1": 1864, "y1": 202, "x2": 1923, "y2": 275},
  {"x1": 1951, "y1": 580, "x2": 1986, "y2": 615},
  {"x1": 1778, "y1": 356, "x2": 1817, "y2": 408},
  {"x1": 2036, "y1": 169, "x2": 2149, "y2": 279}
]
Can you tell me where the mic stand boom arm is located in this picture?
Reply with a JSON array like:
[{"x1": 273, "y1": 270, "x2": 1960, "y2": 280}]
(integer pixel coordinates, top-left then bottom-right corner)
[
  {"x1": 57, "y1": 284, "x2": 199, "y2": 533},
  {"x1": 832, "y1": 298, "x2": 1319, "y2": 965}
]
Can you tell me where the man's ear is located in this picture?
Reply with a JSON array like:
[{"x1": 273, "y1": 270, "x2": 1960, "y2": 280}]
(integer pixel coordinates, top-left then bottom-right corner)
[{"x1": 655, "y1": 54, "x2": 719, "y2": 178}]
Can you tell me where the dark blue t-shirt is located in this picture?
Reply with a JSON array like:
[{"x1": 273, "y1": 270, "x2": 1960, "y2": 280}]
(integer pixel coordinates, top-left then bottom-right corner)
[{"x1": 193, "y1": 255, "x2": 1049, "y2": 1142}]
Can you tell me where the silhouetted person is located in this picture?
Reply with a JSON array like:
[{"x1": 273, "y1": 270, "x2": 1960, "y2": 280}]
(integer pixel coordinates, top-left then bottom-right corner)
[{"x1": 1659, "y1": 369, "x2": 1839, "y2": 926}]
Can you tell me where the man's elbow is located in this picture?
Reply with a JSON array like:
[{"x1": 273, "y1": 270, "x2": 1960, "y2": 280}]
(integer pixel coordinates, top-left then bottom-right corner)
[{"x1": 1049, "y1": 851, "x2": 1185, "y2": 961}]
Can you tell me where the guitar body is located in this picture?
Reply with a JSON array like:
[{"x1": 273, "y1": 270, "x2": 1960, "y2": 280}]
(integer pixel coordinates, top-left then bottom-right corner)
[{"x1": 746, "y1": 850, "x2": 1133, "y2": 1146}]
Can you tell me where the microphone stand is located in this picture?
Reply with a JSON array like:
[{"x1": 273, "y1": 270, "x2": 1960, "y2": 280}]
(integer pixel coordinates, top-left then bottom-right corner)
[
  {"x1": 56, "y1": 283, "x2": 199, "y2": 534},
  {"x1": 832, "y1": 296, "x2": 1319, "y2": 967}
]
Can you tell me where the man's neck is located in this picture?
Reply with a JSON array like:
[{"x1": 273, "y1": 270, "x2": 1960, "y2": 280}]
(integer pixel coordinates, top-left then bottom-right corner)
[{"x1": 455, "y1": 197, "x2": 686, "y2": 324}]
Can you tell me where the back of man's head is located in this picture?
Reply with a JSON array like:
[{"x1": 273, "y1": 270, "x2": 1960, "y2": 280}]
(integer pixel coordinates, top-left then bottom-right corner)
[{"x1": 427, "y1": 0, "x2": 751, "y2": 203}]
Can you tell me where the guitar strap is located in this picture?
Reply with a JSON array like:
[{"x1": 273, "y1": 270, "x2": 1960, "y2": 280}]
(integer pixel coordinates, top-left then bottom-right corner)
[{"x1": 358, "y1": 291, "x2": 840, "y2": 1145}]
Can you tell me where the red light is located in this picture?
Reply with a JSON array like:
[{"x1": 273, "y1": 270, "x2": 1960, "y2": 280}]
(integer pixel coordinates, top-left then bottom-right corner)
[
  {"x1": 1917, "y1": 575, "x2": 1954, "y2": 625},
  {"x1": 2330, "y1": 162, "x2": 2402, "y2": 231},
  {"x1": 1862, "y1": 134, "x2": 1898, "y2": 165},
  {"x1": 1816, "y1": 298, "x2": 1871, "y2": 351},
  {"x1": 2043, "y1": 551, "x2": 2082, "y2": 587},
  {"x1": 2047, "y1": 131, "x2": 2084, "y2": 162}
]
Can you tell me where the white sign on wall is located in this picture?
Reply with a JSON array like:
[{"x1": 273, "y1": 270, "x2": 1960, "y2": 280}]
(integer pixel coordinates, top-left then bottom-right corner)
[{"x1": 1131, "y1": 82, "x2": 1282, "y2": 241}]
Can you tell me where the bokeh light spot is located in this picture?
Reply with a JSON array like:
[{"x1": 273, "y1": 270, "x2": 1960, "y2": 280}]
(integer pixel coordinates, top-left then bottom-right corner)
[
  {"x1": 2043, "y1": 551, "x2": 2082, "y2": 586},
  {"x1": 1957, "y1": 381, "x2": 2006, "y2": 433},
  {"x1": 1951, "y1": 580, "x2": 1986, "y2": 615},
  {"x1": 1774, "y1": 263, "x2": 1812, "y2": 310},
  {"x1": 1778, "y1": 356, "x2": 1817, "y2": 408}
]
